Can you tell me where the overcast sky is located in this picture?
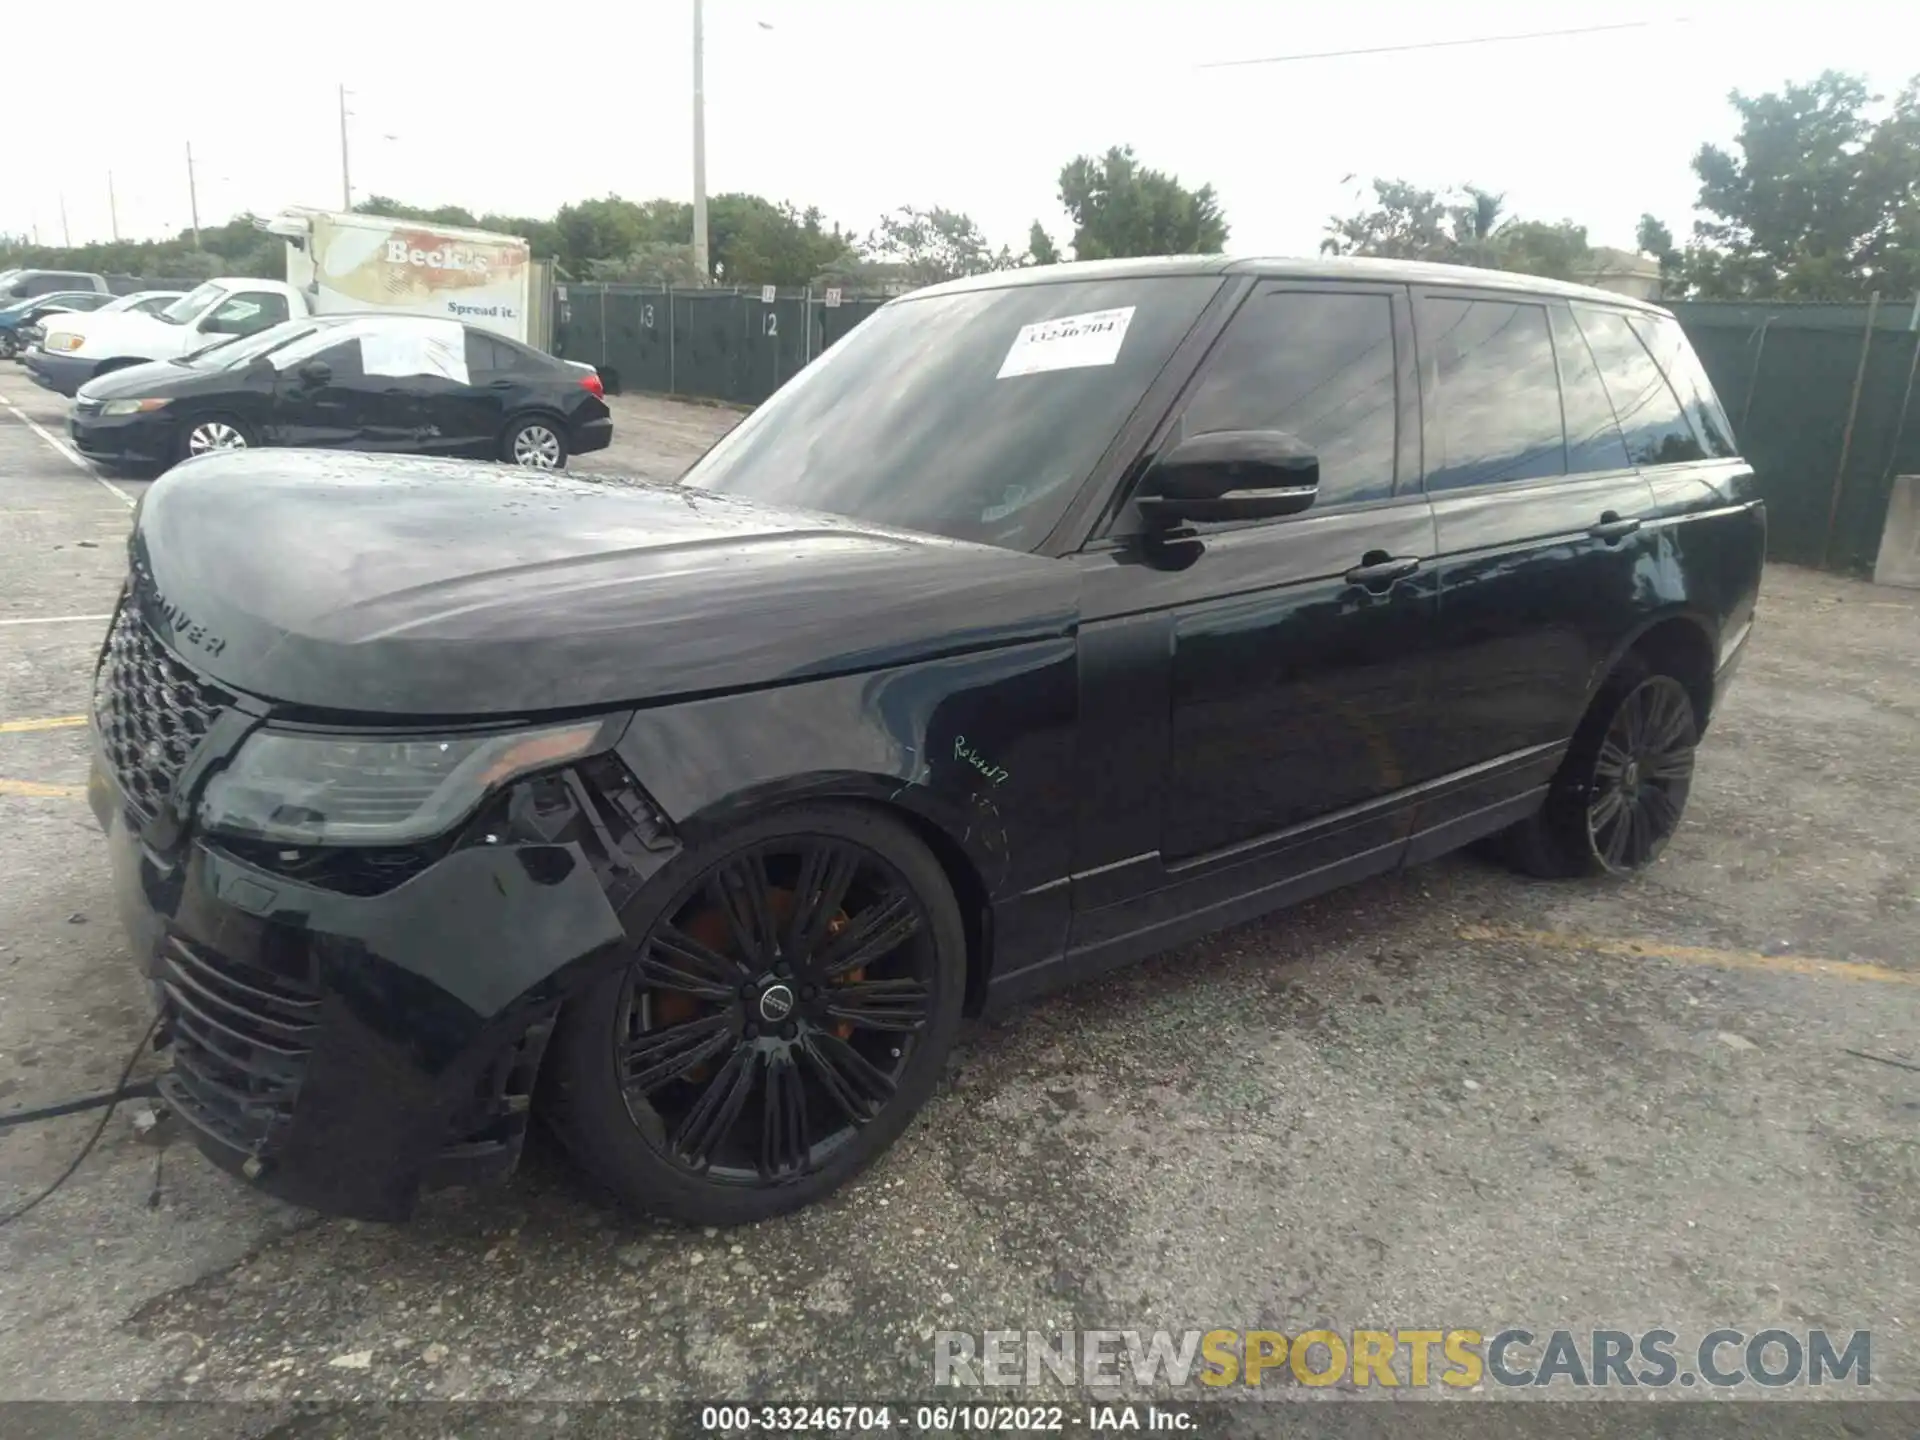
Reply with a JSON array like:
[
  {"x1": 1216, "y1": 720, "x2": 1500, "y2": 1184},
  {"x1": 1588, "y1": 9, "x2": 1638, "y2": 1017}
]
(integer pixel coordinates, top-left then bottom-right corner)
[{"x1": 7, "y1": 0, "x2": 1916, "y2": 258}]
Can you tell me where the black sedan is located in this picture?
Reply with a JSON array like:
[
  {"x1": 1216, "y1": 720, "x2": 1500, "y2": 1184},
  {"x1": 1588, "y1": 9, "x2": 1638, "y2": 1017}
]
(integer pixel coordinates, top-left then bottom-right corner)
[{"x1": 68, "y1": 314, "x2": 611, "y2": 472}]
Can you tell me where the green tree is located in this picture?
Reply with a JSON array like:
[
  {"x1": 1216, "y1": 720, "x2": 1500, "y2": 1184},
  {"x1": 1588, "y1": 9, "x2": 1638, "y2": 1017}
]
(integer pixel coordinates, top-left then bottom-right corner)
[
  {"x1": 1057, "y1": 146, "x2": 1228, "y2": 260},
  {"x1": 1653, "y1": 71, "x2": 1920, "y2": 298},
  {"x1": 710, "y1": 195, "x2": 854, "y2": 287},
  {"x1": 353, "y1": 195, "x2": 480, "y2": 227},
  {"x1": 1026, "y1": 221, "x2": 1061, "y2": 266},
  {"x1": 1322, "y1": 179, "x2": 1591, "y2": 280},
  {"x1": 861, "y1": 206, "x2": 1016, "y2": 286}
]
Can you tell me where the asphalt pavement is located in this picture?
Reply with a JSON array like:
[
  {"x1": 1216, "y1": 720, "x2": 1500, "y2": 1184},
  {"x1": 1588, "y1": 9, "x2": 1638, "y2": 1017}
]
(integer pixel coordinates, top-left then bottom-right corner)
[{"x1": 1, "y1": 363, "x2": 1917, "y2": 1417}]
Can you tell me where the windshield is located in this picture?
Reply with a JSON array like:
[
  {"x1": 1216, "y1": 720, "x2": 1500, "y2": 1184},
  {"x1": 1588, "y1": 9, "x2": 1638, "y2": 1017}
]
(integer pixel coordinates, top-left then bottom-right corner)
[
  {"x1": 680, "y1": 275, "x2": 1220, "y2": 551},
  {"x1": 156, "y1": 282, "x2": 228, "y2": 326},
  {"x1": 176, "y1": 318, "x2": 331, "y2": 369}
]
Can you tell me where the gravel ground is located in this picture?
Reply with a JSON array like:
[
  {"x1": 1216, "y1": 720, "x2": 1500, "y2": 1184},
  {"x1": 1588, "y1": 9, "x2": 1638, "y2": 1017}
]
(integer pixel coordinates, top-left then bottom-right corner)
[{"x1": 1, "y1": 363, "x2": 1916, "y2": 1425}]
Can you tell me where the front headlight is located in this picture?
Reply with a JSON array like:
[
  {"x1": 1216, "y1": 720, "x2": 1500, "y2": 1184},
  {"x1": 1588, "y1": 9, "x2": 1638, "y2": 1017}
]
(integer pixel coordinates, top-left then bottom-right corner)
[
  {"x1": 99, "y1": 398, "x2": 169, "y2": 415},
  {"x1": 198, "y1": 720, "x2": 607, "y2": 846},
  {"x1": 44, "y1": 332, "x2": 84, "y2": 352}
]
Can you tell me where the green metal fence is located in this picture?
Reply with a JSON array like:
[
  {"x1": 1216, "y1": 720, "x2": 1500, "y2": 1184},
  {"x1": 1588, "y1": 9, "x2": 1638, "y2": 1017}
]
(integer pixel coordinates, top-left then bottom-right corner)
[
  {"x1": 1670, "y1": 298, "x2": 1920, "y2": 575},
  {"x1": 551, "y1": 284, "x2": 888, "y2": 407}
]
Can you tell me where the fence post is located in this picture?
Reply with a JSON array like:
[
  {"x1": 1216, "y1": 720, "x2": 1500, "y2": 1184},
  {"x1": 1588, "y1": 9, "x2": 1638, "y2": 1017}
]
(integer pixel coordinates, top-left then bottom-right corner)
[
  {"x1": 667, "y1": 286, "x2": 677, "y2": 396},
  {"x1": 1823, "y1": 291, "x2": 1881, "y2": 570},
  {"x1": 598, "y1": 284, "x2": 608, "y2": 371},
  {"x1": 1737, "y1": 318, "x2": 1771, "y2": 436}
]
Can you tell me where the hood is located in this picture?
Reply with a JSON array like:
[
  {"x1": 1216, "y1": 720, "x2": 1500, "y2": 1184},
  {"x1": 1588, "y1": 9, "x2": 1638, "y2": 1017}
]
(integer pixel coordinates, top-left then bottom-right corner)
[
  {"x1": 128, "y1": 450, "x2": 1079, "y2": 718},
  {"x1": 51, "y1": 310, "x2": 171, "y2": 355},
  {"x1": 80, "y1": 355, "x2": 218, "y2": 401}
]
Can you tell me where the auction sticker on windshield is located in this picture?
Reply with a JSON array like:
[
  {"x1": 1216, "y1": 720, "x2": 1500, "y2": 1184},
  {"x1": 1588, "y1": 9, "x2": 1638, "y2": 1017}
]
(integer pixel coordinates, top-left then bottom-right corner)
[{"x1": 996, "y1": 306, "x2": 1135, "y2": 378}]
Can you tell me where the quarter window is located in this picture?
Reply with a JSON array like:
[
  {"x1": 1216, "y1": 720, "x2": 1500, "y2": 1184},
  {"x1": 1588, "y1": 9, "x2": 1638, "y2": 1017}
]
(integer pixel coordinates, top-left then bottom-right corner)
[
  {"x1": 1419, "y1": 297, "x2": 1566, "y2": 491},
  {"x1": 1176, "y1": 290, "x2": 1399, "y2": 508},
  {"x1": 1573, "y1": 306, "x2": 1704, "y2": 466},
  {"x1": 1628, "y1": 313, "x2": 1738, "y2": 458}
]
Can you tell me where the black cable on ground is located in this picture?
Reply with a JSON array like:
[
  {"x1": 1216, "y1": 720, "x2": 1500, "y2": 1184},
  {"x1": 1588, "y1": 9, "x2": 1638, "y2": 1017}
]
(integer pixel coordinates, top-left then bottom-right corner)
[
  {"x1": 0, "y1": 1077, "x2": 159, "y2": 1131},
  {"x1": 0, "y1": 1011, "x2": 162, "y2": 1230}
]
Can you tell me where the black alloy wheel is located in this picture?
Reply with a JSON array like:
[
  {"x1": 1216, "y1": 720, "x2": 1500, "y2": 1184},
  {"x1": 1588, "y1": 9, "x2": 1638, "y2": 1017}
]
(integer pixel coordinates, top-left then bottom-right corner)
[
  {"x1": 1583, "y1": 673, "x2": 1696, "y2": 873},
  {"x1": 1496, "y1": 658, "x2": 1700, "y2": 880},
  {"x1": 544, "y1": 804, "x2": 965, "y2": 1224}
]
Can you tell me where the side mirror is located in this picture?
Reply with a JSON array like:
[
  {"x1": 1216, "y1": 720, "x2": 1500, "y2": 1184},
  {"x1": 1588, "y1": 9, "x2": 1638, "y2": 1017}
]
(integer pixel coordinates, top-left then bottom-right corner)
[
  {"x1": 297, "y1": 359, "x2": 332, "y2": 386},
  {"x1": 1137, "y1": 429, "x2": 1321, "y2": 527}
]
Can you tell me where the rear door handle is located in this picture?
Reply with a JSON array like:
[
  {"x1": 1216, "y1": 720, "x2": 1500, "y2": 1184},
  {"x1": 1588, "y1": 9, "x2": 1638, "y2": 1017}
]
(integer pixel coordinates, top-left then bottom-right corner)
[
  {"x1": 487, "y1": 379, "x2": 515, "y2": 390},
  {"x1": 1590, "y1": 511, "x2": 1643, "y2": 542},
  {"x1": 1344, "y1": 552, "x2": 1421, "y2": 590}
]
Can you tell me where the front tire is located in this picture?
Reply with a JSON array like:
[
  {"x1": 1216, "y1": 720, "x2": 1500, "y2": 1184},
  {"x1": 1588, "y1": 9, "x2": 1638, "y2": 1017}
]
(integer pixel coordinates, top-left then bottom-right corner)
[
  {"x1": 543, "y1": 803, "x2": 967, "y2": 1225},
  {"x1": 503, "y1": 415, "x2": 567, "y2": 470},
  {"x1": 177, "y1": 414, "x2": 252, "y2": 465},
  {"x1": 1499, "y1": 657, "x2": 1699, "y2": 878}
]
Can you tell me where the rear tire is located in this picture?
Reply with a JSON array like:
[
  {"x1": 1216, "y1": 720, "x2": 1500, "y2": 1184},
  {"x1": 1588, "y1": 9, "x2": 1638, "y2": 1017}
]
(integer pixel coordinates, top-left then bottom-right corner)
[
  {"x1": 1497, "y1": 655, "x2": 1699, "y2": 879},
  {"x1": 543, "y1": 803, "x2": 966, "y2": 1225},
  {"x1": 503, "y1": 415, "x2": 567, "y2": 470}
]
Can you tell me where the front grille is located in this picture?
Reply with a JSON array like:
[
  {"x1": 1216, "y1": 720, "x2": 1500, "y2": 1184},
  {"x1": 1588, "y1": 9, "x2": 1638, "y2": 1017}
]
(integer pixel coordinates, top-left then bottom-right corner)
[
  {"x1": 74, "y1": 397, "x2": 102, "y2": 415},
  {"x1": 158, "y1": 938, "x2": 321, "y2": 1155},
  {"x1": 93, "y1": 604, "x2": 229, "y2": 821}
]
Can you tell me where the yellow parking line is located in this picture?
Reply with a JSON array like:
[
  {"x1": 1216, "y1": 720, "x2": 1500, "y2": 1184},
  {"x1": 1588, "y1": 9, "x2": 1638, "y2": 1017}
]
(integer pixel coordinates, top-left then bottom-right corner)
[
  {"x1": 1459, "y1": 925, "x2": 1917, "y2": 987},
  {"x1": 0, "y1": 715, "x2": 88, "y2": 733},
  {"x1": 0, "y1": 778, "x2": 85, "y2": 798}
]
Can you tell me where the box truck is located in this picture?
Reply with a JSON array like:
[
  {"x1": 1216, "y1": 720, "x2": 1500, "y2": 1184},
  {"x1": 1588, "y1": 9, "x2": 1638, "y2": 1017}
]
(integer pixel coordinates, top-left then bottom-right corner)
[{"x1": 28, "y1": 209, "x2": 533, "y2": 397}]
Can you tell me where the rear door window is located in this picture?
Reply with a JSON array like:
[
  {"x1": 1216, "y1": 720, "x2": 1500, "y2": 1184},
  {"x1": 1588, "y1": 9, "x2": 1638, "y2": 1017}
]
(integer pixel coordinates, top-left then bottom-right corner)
[
  {"x1": 1572, "y1": 306, "x2": 1704, "y2": 467},
  {"x1": 1549, "y1": 306, "x2": 1632, "y2": 474},
  {"x1": 464, "y1": 330, "x2": 525, "y2": 374},
  {"x1": 1628, "y1": 313, "x2": 1738, "y2": 458},
  {"x1": 1418, "y1": 295, "x2": 1566, "y2": 490}
]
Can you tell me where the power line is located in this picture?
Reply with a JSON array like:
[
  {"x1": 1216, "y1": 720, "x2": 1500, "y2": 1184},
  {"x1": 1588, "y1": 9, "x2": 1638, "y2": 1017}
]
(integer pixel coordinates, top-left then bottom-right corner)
[{"x1": 1198, "y1": 18, "x2": 1684, "y2": 70}]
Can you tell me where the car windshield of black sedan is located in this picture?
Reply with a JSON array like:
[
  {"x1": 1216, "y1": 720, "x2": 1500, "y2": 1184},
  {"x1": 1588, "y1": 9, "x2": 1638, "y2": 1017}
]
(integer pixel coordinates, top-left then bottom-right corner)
[{"x1": 679, "y1": 276, "x2": 1219, "y2": 551}]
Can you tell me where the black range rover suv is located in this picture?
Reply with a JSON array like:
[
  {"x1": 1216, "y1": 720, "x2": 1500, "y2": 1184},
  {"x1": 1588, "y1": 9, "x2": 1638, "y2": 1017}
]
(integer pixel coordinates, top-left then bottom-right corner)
[{"x1": 91, "y1": 256, "x2": 1764, "y2": 1224}]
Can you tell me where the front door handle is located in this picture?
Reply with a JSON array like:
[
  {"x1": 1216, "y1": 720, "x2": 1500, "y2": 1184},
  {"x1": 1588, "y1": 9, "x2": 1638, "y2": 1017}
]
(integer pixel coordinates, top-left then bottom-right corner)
[
  {"x1": 1590, "y1": 511, "x2": 1643, "y2": 543},
  {"x1": 1344, "y1": 552, "x2": 1421, "y2": 590}
]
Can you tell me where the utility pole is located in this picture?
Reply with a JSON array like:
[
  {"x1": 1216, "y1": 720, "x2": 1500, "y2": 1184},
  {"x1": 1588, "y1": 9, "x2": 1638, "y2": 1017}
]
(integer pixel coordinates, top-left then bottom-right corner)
[
  {"x1": 186, "y1": 142, "x2": 201, "y2": 247},
  {"x1": 59, "y1": 193, "x2": 70, "y2": 248},
  {"x1": 108, "y1": 170, "x2": 119, "y2": 241},
  {"x1": 338, "y1": 83, "x2": 353, "y2": 211},
  {"x1": 691, "y1": 0, "x2": 708, "y2": 282}
]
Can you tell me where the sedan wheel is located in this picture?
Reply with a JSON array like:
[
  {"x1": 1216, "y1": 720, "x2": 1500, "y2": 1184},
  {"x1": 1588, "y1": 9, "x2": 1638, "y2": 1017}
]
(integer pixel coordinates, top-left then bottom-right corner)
[
  {"x1": 509, "y1": 421, "x2": 564, "y2": 469},
  {"x1": 543, "y1": 804, "x2": 966, "y2": 1224},
  {"x1": 185, "y1": 420, "x2": 248, "y2": 456}
]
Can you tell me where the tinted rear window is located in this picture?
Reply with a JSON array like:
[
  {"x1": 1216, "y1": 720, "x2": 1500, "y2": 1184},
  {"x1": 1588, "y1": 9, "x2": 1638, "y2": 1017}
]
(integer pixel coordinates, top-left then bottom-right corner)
[
  {"x1": 1573, "y1": 306, "x2": 1704, "y2": 467},
  {"x1": 1629, "y1": 313, "x2": 1738, "y2": 458}
]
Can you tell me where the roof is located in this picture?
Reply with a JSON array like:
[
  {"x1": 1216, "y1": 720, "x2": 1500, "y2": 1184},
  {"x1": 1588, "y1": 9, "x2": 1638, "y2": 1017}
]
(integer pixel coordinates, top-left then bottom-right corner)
[{"x1": 905, "y1": 254, "x2": 1669, "y2": 314}]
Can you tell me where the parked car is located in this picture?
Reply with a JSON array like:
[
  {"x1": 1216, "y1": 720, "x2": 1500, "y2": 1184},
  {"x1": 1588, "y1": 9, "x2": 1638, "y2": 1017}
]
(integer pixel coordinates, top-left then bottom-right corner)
[
  {"x1": 89, "y1": 256, "x2": 1764, "y2": 1225},
  {"x1": 23, "y1": 291, "x2": 187, "y2": 352},
  {"x1": 29, "y1": 278, "x2": 304, "y2": 396},
  {"x1": 0, "y1": 267, "x2": 109, "y2": 300},
  {"x1": 68, "y1": 313, "x2": 609, "y2": 471},
  {"x1": 0, "y1": 290, "x2": 113, "y2": 356}
]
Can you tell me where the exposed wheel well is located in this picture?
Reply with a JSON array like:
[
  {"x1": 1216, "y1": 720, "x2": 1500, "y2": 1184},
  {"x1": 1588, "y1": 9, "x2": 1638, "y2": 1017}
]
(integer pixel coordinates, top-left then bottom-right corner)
[
  {"x1": 1627, "y1": 617, "x2": 1716, "y2": 729},
  {"x1": 501, "y1": 408, "x2": 568, "y2": 440}
]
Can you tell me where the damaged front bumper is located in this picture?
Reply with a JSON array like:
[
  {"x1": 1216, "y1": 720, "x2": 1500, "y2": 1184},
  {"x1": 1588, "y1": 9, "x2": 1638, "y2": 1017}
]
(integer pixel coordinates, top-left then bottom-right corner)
[{"x1": 91, "y1": 705, "x2": 678, "y2": 1222}]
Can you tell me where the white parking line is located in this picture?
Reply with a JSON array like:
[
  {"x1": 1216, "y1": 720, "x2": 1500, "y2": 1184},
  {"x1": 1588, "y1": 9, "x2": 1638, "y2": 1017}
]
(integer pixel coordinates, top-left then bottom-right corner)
[
  {"x1": 0, "y1": 395, "x2": 136, "y2": 508},
  {"x1": 0, "y1": 614, "x2": 114, "y2": 627}
]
